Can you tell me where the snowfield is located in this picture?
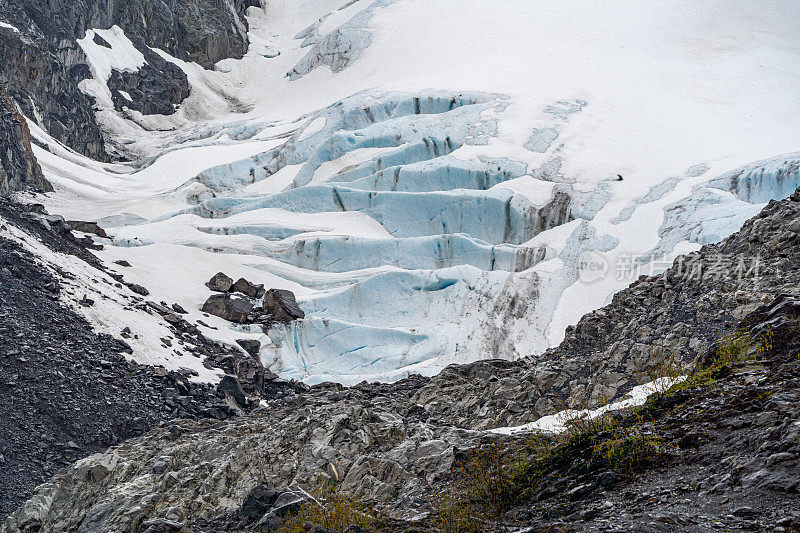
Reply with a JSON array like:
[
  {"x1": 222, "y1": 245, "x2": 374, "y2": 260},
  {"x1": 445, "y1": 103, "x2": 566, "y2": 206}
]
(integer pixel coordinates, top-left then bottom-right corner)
[{"x1": 31, "y1": 0, "x2": 800, "y2": 384}]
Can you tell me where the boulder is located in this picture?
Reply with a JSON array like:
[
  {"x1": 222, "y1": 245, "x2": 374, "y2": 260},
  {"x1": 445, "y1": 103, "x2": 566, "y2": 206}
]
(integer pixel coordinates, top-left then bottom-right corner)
[
  {"x1": 231, "y1": 278, "x2": 265, "y2": 299},
  {"x1": 217, "y1": 375, "x2": 246, "y2": 407},
  {"x1": 202, "y1": 294, "x2": 253, "y2": 323},
  {"x1": 236, "y1": 339, "x2": 261, "y2": 357},
  {"x1": 256, "y1": 489, "x2": 309, "y2": 531},
  {"x1": 126, "y1": 283, "x2": 149, "y2": 296},
  {"x1": 206, "y1": 272, "x2": 233, "y2": 292},
  {"x1": 262, "y1": 289, "x2": 305, "y2": 323},
  {"x1": 66, "y1": 221, "x2": 108, "y2": 239}
]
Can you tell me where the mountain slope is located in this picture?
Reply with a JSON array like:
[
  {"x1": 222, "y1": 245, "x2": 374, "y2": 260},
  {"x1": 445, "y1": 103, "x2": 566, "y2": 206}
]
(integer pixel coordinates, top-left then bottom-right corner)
[{"x1": 5, "y1": 177, "x2": 800, "y2": 533}]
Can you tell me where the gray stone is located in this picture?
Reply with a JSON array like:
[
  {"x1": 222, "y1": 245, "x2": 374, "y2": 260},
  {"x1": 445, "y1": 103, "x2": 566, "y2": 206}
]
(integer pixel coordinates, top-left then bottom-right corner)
[
  {"x1": 201, "y1": 294, "x2": 252, "y2": 323},
  {"x1": 206, "y1": 272, "x2": 233, "y2": 293}
]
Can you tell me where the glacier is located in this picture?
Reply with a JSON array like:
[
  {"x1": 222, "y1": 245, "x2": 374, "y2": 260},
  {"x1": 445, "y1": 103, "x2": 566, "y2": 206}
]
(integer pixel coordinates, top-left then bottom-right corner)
[{"x1": 22, "y1": 0, "x2": 800, "y2": 385}]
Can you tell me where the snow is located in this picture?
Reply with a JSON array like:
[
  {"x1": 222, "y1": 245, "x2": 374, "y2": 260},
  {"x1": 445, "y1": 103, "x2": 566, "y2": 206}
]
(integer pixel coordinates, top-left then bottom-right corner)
[
  {"x1": 491, "y1": 377, "x2": 685, "y2": 436},
  {"x1": 26, "y1": 0, "x2": 800, "y2": 385},
  {"x1": 0, "y1": 22, "x2": 20, "y2": 33},
  {"x1": 77, "y1": 26, "x2": 146, "y2": 111},
  {"x1": 0, "y1": 214, "x2": 223, "y2": 383}
]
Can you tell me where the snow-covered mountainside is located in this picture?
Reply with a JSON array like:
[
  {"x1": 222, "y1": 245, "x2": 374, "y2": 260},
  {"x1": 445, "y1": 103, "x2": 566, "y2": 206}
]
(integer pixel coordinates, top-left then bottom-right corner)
[{"x1": 13, "y1": 0, "x2": 800, "y2": 384}]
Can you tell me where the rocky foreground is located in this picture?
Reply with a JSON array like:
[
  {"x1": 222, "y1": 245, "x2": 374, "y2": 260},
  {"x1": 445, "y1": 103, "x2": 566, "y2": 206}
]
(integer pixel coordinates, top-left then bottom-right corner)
[{"x1": 2, "y1": 186, "x2": 800, "y2": 531}]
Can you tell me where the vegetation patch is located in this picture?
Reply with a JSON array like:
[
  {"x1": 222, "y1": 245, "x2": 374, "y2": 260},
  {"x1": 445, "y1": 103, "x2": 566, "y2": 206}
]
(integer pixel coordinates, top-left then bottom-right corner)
[
  {"x1": 279, "y1": 484, "x2": 388, "y2": 533},
  {"x1": 432, "y1": 327, "x2": 776, "y2": 531}
]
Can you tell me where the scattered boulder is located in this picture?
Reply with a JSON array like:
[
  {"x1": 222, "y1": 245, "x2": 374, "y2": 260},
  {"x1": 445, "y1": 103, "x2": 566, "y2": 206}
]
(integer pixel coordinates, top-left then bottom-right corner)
[
  {"x1": 263, "y1": 289, "x2": 305, "y2": 323},
  {"x1": 217, "y1": 375, "x2": 246, "y2": 407},
  {"x1": 66, "y1": 221, "x2": 108, "y2": 239},
  {"x1": 236, "y1": 339, "x2": 261, "y2": 357},
  {"x1": 206, "y1": 272, "x2": 233, "y2": 293},
  {"x1": 126, "y1": 283, "x2": 149, "y2": 296},
  {"x1": 202, "y1": 294, "x2": 253, "y2": 323},
  {"x1": 256, "y1": 489, "x2": 309, "y2": 530},
  {"x1": 240, "y1": 485, "x2": 281, "y2": 523},
  {"x1": 171, "y1": 303, "x2": 187, "y2": 314},
  {"x1": 231, "y1": 278, "x2": 265, "y2": 299},
  {"x1": 114, "y1": 260, "x2": 132, "y2": 267}
]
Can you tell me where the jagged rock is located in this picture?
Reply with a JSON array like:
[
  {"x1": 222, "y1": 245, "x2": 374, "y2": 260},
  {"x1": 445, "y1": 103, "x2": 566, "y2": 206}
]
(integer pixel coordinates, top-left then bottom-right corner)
[
  {"x1": 231, "y1": 278, "x2": 265, "y2": 299},
  {"x1": 206, "y1": 272, "x2": 233, "y2": 293},
  {"x1": 0, "y1": 0, "x2": 260, "y2": 159},
  {"x1": 240, "y1": 485, "x2": 281, "y2": 523},
  {"x1": 137, "y1": 518, "x2": 184, "y2": 533},
  {"x1": 236, "y1": 339, "x2": 261, "y2": 357},
  {"x1": 126, "y1": 283, "x2": 150, "y2": 297},
  {"x1": 263, "y1": 289, "x2": 305, "y2": 323},
  {"x1": 0, "y1": 85, "x2": 50, "y2": 197},
  {"x1": 256, "y1": 490, "x2": 309, "y2": 531},
  {"x1": 217, "y1": 376, "x2": 247, "y2": 407},
  {"x1": 107, "y1": 51, "x2": 190, "y2": 116},
  {"x1": 114, "y1": 260, "x2": 131, "y2": 267},
  {"x1": 66, "y1": 220, "x2": 108, "y2": 238},
  {"x1": 171, "y1": 303, "x2": 187, "y2": 314},
  {"x1": 202, "y1": 294, "x2": 253, "y2": 323}
]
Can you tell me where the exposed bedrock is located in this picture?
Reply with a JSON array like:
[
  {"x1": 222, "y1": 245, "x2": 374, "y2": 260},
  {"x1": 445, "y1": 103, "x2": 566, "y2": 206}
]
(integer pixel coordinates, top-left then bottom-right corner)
[
  {"x1": 0, "y1": 0, "x2": 259, "y2": 157},
  {"x1": 0, "y1": 28, "x2": 107, "y2": 160},
  {"x1": 106, "y1": 46, "x2": 191, "y2": 117},
  {"x1": 0, "y1": 84, "x2": 51, "y2": 196}
]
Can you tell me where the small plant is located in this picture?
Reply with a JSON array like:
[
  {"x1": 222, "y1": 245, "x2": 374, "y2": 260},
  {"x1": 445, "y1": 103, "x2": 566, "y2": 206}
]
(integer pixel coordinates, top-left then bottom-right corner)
[
  {"x1": 664, "y1": 327, "x2": 773, "y2": 396},
  {"x1": 452, "y1": 442, "x2": 521, "y2": 513},
  {"x1": 593, "y1": 432, "x2": 664, "y2": 474},
  {"x1": 279, "y1": 483, "x2": 386, "y2": 533},
  {"x1": 432, "y1": 494, "x2": 481, "y2": 533}
]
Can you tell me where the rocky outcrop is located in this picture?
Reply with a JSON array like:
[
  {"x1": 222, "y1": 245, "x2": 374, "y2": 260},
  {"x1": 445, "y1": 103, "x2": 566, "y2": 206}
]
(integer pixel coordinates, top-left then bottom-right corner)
[
  {"x1": 0, "y1": 26, "x2": 107, "y2": 161},
  {"x1": 0, "y1": 0, "x2": 260, "y2": 158},
  {"x1": 107, "y1": 49, "x2": 190, "y2": 116},
  {"x1": 202, "y1": 273, "x2": 301, "y2": 327},
  {"x1": 0, "y1": 85, "x2": 51, "y2": 196},
  {"x1": 7, "y1": 190, "x2": 800, "y2": 529},
  {"x1": 0, "y1": 199, "x2": 297, "y2": 518},
  {"x1": 202, "y1": 293, "x2": 254, "y2": 323}
]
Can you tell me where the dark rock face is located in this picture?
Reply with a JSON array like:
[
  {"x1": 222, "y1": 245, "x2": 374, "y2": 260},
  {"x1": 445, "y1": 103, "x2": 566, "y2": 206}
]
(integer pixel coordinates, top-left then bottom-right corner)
[
  {"x1": 217, "y1": 375, "x2": 247, "y2": 407},
  {"x1": 206, "y1": 272, "x2": 234, "y2": 292},
  {"x1": 236, "y1": 339, "x2": 261, "y2": 357},
  {"x1": 202, "y1": 293, "x2": 254, "y2": 323},
  {"x1": 107, "y1": 49, "x2": 190, "y2": 116},
  {"x1": 0, "y1": 0, "x2": 260, "y2": 158},
  {"x1": 263, "y1": 289, "x2": 305, "y2": 323},
  {"x1": 231, "y1": 278, "x2": 265, "y2": 299},
  {"x1": 65, "y1": 220, "x2": 108, "y2": 238},
  {"x1": 0, "y1": 85, "x2": 51, "y2": 196},
  {"x1": 0, "y1": 27, "x2": 107, "y2": 161}
]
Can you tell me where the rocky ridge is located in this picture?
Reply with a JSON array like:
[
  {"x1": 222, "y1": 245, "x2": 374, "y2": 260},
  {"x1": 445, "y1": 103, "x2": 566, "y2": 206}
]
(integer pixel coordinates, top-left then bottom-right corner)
[
  {"x1": 0, "y1": 0, "x2": 260, "y2": 162},
  {"x1": 0, "y1": 86, "x2": 51, "y2": 197},
  {"x1": 0, "y1": 199, "x2": 299, "y2": 518},
  {"x1": 5, "y1": 190, "x2": 800, "y2": 530}
]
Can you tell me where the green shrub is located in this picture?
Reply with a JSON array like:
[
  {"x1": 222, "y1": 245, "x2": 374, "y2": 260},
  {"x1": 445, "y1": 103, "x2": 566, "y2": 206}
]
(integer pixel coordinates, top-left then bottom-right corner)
[
  {"x1": 279, "y1": 484, "x2": 386, "y2": 533},
  {"x1": 593, "y1": 433, "x2": 664, "y2": 474}
]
